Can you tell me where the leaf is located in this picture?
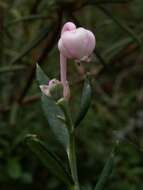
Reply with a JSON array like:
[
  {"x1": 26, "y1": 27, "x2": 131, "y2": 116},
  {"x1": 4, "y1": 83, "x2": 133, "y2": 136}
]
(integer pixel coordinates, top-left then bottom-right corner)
[
  {"x1": 94, "y1": 144, "x2": 118, "y2": 190},
  {"x1": 75, "y1": 78, "x2": 92, "y2": 127},
  {"x1": 36, "y1": 64, "x2": 49, "y2": 85},
  {"x1": 42, "y1": 94, "x2": 69, "y2": 148},
  {"x1": 36, "y1": 64, "x2": 69, "y2": 148},
  {"x1": 10, "y1": 25, "x2": 51, "y2": 64},
  {"x1": 26, "y1": 135, "x2": 73, "y2": 185}
]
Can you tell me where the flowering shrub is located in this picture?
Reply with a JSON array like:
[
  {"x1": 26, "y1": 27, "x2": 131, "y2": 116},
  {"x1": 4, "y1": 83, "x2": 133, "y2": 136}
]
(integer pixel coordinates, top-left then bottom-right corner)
[
  {"x1": 26, "y1": 22, "x2": 115, "y2": 190},
  {"x1": 1, "y1": 1, "x2": 143, "y2": 189}
]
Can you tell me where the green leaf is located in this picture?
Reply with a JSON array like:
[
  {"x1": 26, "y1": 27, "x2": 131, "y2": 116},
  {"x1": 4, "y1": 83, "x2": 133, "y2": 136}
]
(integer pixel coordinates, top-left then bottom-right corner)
[
  {"x1": 42, "y1": 94, "x2": 69, "y2": 148},
  {"x1": 26, "y1": 135, "x2": 73, "y2": 185},
  {"x1": 94, "y1": 144, "x2": 118, "y2": 190},
  {"x1": 75, "y1": 78, "x2": 92, "y2": 127},
  {"x1": 37, "y1": 64, "x2": 69, "y2": 148},
  {"x1": 36, "y1": 64, "x2": 49, "y2": 85}
]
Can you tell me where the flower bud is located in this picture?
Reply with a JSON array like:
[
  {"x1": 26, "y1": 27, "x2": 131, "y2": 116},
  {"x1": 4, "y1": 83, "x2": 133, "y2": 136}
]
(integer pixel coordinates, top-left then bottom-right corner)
[
  {"x1": 40, "y1": 79, "x2": 63, "y2": 101},
  {"x1": 58, "y1": 22, "x2": 96, "y2": 61}
]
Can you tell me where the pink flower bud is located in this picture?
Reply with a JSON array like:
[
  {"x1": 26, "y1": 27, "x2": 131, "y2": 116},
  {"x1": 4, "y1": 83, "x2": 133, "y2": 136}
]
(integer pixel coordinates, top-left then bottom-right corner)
[
  {"x1": 58, "y1": 22, "x2": 96, "y2": 61},
  {"x1": 40, "y1": 79, "x2": 63, "y2": 101}
]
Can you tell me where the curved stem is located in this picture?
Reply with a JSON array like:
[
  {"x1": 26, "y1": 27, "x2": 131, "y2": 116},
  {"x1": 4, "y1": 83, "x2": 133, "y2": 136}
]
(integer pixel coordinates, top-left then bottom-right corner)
[{"x1": 60, "y1": 53, "x2": 70, "y2": 99}]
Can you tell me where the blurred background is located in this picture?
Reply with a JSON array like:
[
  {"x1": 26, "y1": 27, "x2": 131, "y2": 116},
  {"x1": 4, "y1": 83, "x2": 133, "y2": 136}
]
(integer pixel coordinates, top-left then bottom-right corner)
[{"x1": 0, "y1": 0, "x2": 143, "y2": 189}]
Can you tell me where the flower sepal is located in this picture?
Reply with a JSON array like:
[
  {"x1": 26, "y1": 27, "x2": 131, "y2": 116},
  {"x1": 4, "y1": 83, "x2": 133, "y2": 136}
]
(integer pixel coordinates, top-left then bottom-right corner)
[{"x1": 40, "y1": 79, "x2": 64, "y2": 101}]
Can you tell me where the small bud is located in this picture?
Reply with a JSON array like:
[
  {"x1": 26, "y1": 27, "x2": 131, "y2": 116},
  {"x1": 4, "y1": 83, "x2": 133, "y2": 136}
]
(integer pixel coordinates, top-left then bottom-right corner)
[
  {"x1": 40, "y1": 79, "x2": 63, "y2": 101},
  {"x1": 58, "y1": 22, "x2": 96, "y2": 61}
]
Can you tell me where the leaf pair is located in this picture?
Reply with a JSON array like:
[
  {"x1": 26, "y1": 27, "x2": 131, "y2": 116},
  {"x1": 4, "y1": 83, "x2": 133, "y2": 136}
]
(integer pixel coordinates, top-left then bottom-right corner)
[
  {"x1": 36, "y1": 64, "x2": 92, "y2": 146},
  {"x1": 35, "y1": 64, "x2": 93, "y2": 183},
  {"x1": 27, "y1": 64, "x2": 117, "y2": 188},
  {"x1": 24, "y1": 65, "x2": 73, "y2": 185}
]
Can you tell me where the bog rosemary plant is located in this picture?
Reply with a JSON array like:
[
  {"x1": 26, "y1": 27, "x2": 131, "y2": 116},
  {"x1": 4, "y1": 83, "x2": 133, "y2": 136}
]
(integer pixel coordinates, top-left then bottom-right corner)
[{"x1": 26, "y1": 22, "x2": 116, "y2": 190}]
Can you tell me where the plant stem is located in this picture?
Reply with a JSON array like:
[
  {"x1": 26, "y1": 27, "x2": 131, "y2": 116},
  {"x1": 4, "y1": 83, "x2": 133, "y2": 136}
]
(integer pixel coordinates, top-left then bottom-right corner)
[
  {"x1": 58, "y1": 99, "x2": 80, "y2": 190},
  {"x1": 60, "y1": 53, "x2": 70, "y2": 99},
  {"x1": 67, "y1": 131, "x2": 80, "y2": 190}
]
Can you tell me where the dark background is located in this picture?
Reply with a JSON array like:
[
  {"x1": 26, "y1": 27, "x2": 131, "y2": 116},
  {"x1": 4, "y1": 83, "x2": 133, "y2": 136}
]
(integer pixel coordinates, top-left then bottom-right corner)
[{"x1": 0, "y1": 0, "x2": 143, "y2": 189}]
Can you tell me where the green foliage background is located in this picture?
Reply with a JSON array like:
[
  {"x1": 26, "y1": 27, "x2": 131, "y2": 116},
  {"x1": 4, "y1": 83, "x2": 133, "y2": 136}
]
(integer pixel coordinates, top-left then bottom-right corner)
[{"x1": 0, "y1": 0, "x2": 143, "y2": 189}]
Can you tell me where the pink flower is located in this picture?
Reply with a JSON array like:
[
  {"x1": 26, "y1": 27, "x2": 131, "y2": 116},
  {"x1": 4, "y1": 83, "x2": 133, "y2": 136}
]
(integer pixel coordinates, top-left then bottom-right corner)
[
  {"x1": 58, "y1": 22, "x2": 96, "y2": 100},
  {"x1": 58, "y1": 22, "x2": 96, "y2": 61}
]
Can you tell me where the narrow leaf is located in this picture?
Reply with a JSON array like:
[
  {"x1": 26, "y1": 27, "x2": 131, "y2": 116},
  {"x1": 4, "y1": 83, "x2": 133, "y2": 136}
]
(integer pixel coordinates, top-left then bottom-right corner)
[
  {"x1": 36, "y1": 64, "x2": 49, "y2": 85},
  {"x1": 42, "y1": 94, "x2": 69, "y2": 148},
  {"x1": 75, "y1": 78, "x2": 92, "y2": 127},
  {"x1": 26, "y1": 135, "x2": 73, "y2": 185},
  {"x1": 94, "y1": 145, "x2": 117, "y2": 190}
]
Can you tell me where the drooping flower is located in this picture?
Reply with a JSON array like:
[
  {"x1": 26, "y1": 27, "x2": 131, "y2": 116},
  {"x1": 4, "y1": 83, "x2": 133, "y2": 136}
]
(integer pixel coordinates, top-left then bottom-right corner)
[
  {"x1": 58, "y1": 22, "x2": 96, "y2": 61},
  {"x1": 58, "y1": 22, "x2": 96, "y2": 100}
]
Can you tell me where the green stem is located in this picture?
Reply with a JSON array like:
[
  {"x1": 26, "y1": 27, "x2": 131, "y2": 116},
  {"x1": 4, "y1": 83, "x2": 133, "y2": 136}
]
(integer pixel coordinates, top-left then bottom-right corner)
[
  {"x1": 67, "y1": 131, "x2": 80, "y2": 190},
  {"x1": 57, "y1": 99, "x2": 80, "y2": 190}
]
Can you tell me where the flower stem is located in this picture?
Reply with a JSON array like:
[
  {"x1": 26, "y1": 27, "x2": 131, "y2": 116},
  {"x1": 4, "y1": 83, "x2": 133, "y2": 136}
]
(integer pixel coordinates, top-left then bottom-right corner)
[
  {"x1": 60, "y1": 53, "x2": 70, "y2": 99},
  {"x1": 60, "y1": 54, "x2": 79, "y2": 190}
]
